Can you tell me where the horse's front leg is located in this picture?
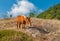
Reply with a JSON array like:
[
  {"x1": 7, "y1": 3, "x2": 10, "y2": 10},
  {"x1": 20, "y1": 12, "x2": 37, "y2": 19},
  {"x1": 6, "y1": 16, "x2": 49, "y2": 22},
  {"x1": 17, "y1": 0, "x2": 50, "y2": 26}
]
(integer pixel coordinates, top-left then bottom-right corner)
[
  {"x1": 29, "y1": 23, "x2": 31, "y2": 27},
  {"x1": 22, "y1": 24, "x2": 25, "y2": 29}
]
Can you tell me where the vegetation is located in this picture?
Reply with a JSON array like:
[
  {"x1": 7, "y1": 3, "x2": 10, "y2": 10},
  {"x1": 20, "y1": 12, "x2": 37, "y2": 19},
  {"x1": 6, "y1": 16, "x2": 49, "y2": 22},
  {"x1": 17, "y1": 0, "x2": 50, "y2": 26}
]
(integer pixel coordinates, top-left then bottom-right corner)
[
  {"x1": 37, "y1": 4, "x2": 60, "y2": 19},
  {"x1": 0, "y1": 30, "x2": 33, "y2": 41}
]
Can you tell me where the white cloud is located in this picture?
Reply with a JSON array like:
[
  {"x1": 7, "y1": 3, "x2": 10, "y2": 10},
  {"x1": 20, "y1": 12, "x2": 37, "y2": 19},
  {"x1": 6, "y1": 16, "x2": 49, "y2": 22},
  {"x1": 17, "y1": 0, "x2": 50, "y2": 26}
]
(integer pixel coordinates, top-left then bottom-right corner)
[
  {"x1": 8, "y1": 0, "x2": 35, "y2": 17},
  {"x1": 39, "y1": 9, "x2": 44, "y2": 13}
]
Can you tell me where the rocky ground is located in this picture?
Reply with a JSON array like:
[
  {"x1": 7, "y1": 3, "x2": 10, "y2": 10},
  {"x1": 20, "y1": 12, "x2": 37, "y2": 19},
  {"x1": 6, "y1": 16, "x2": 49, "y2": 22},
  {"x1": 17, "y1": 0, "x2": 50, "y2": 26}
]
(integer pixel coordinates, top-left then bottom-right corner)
[{"x1": 0, "y1": 18, "x2": 60, "y2": 41}]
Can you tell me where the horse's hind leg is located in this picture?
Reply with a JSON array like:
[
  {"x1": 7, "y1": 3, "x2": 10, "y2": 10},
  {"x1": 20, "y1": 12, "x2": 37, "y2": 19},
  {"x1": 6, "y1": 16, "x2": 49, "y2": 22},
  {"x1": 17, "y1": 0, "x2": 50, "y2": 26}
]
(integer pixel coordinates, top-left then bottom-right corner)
[
  {"x1": 19, "y1": 23, "x2": 21, "y2": 28},
  {"x1": 17, "y1": 22, "x2": 18, "y2": 29},
  {"x1": 20, "y1": 24, "x2": 23, "y2": 30}
]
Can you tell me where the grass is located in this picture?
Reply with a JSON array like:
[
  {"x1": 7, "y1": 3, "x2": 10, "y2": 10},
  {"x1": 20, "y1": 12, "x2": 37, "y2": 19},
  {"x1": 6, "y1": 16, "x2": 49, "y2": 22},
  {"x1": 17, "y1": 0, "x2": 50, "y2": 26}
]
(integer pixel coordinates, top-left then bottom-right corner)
[{"x1": 0, "y1": 30, "x2": 33, "y2": 41}]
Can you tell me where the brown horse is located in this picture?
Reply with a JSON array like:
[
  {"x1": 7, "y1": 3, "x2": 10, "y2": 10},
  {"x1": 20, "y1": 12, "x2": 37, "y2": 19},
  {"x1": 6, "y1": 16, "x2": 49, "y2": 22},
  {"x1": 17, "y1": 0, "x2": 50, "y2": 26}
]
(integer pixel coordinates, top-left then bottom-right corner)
[{"x1": 16, "y1": 16, "x2": 31, "y2": 30}]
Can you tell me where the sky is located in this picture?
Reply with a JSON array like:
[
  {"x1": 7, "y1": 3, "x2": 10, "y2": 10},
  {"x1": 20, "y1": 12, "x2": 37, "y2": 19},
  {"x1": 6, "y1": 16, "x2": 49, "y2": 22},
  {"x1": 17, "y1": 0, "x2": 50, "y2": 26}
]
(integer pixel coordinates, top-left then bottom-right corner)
[{"x1": 0, "y1": 0, "x2": 60, "y2": 18}]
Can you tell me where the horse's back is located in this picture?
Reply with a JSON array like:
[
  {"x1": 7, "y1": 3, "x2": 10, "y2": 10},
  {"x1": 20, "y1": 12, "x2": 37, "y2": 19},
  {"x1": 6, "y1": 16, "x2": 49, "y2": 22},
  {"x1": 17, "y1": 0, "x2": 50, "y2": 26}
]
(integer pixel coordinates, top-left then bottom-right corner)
[{"x1": 16, "y1": 16, "x2": 24, "y2": 23}]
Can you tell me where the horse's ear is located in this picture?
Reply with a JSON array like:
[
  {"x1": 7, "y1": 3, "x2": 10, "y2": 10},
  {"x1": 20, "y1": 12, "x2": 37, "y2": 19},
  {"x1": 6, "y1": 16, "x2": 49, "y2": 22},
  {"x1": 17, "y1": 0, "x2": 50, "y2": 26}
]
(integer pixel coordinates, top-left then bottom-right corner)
[
  {"x1": 29, "y1": 17, "x2": 30, "y2": 19},
  {"x1": 27, "y1": 17, "x2": 30, "y2": 19},
  {"x1": 28, "y1": 16, "x2": 30, "y2": 18}
]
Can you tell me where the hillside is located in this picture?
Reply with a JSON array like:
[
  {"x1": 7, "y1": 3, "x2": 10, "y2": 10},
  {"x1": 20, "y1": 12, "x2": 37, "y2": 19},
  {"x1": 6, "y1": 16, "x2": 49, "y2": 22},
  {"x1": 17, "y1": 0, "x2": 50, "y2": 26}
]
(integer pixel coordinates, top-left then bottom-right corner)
[
  {"x1": 0, "y1": 18, "x2": 60, "y2": 41},
  {"x1": 0, "y1": 30, "x2": 33, "y2": 41},
  {"x1": 37, "y1": 4, "x2": 60, "y2": 19}
]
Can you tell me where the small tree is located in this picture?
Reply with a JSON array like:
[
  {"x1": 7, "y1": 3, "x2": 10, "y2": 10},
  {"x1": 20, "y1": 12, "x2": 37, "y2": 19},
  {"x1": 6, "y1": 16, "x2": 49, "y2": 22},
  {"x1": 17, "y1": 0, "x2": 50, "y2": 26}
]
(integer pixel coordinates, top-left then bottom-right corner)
[
  {"x1": 29, "y1": 12, "x2": 35, "y2": 17},
  {"x1": 10, "y1": 14, "x2": 12, "y2": 18}
]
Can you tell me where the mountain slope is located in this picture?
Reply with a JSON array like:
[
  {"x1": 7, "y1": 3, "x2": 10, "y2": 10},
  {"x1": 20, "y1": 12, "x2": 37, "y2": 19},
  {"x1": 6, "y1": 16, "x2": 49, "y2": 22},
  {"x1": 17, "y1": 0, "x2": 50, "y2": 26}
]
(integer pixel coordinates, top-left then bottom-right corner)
[
  {"x1": 0, "y1": 18, "x2": 60, "y2": 41},
  {"x1": 37, "y1": 4, "x2": 60, "y2": 19}
]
